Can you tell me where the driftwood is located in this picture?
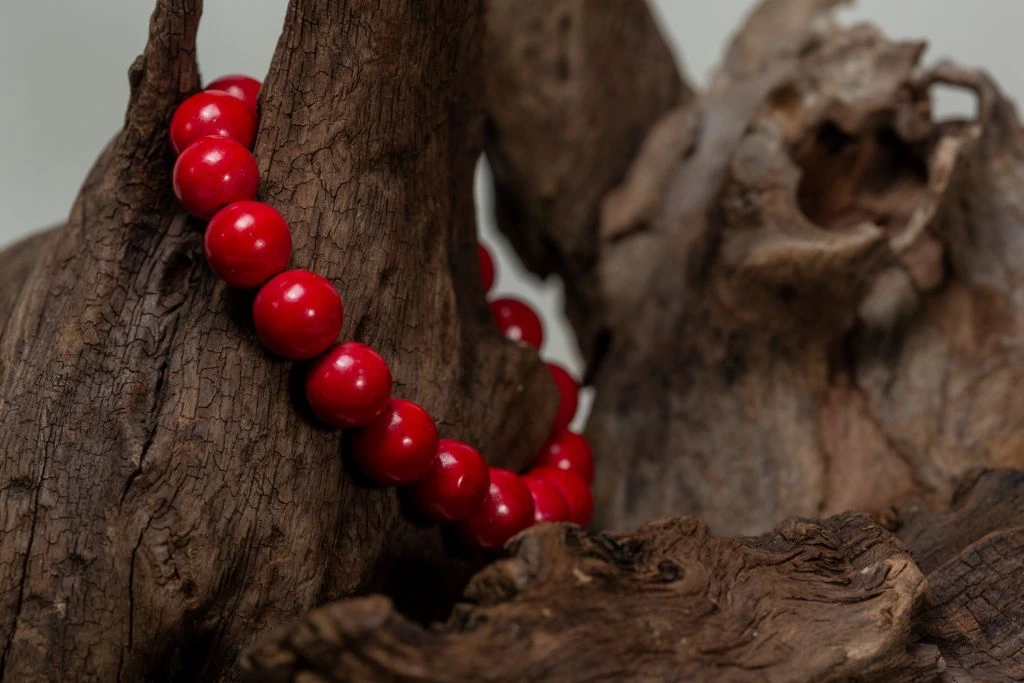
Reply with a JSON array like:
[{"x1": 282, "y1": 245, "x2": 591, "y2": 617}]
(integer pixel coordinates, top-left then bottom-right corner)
[{"x1": 3, "y1": 0, "x2": 1024, "y2": 680}]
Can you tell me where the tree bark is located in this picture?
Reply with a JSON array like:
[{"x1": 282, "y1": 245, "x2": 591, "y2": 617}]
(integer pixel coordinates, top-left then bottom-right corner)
[
  {"x1": 0, "y1": 0, "x2": 554, "y2": 680},
  {"x1": 6, "y1": 0, "x2": 1024, "y2": 680}
]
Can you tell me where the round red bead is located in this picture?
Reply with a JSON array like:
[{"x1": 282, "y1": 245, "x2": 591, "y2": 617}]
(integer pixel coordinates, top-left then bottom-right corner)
[
  {"x1": 546, "y1": 363, "x2": 579, "y2": 435},
  {"x1": 306, "y1": 342, "x2": 392, "y2": 429},
  {"x1": 170, "y1": 90, "x2": 257, "y2": 154},
  {"x1": 205, "y1": 74, "x2": 262, "y2": 114},
  {"x1": 478, "y1": 245, "x2": 495, "y2": 292},
  {"x1": 490, "y1": 298, "x2": 543, "y2": 349},
  {"x1": 524, "y1": 476, "x2": 570, "y2": 523},
  {"x1": 458, "y1": 468, "x2": 535, "y2": 551},
  {"x1": 173, "y1": 136, "x2": 259, "y2": 219},
  {"x1": 526, "y1": 466, "x2": 592, "y2": 527},
  {"x1": 205, "y1": 201, "x2": 292, "y2": 288},
  {"x1": 534, "y1": 429, "x2": 594, "y2": 484},
  {"x1": 252, "y1": 270, "x2": 343, "y2": 360},
  {"x1": 353, "y1": 399, "x2": 439, "y2": 486},
  {"x1": 408, "y1": 439, "x2": 490, "y2": 522}
]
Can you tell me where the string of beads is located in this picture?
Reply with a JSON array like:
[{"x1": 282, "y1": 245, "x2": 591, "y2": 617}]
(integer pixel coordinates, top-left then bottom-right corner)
[{"x1": 169, "y1": 75, "x2": 595, "y2": 550}]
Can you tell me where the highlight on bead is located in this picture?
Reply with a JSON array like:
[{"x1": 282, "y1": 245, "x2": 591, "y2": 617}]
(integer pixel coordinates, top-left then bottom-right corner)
[
  {"x1": 306, "y1": 342, "x2": 393, "y2": 429},
  {"x1": 204, "y1": 201, "x2": 292, "y2": 288},
  {"x1": 353, "y1": 399, "x2": 440, "y2": 486},
  {"x1": 534, "y1": 429, "x2": 594, "y2": 484},
  {"x1": 458, "y1": 467, "x2": 536, "y2": 551},
  {"x1": 524, "y1": 476, "x2": 570, "y2": 523},
  {"x1": 253, "y1": 270, "x2": 344, "y2": 360},
  {"x1": 172, "y1": 136, "x2": 260, "y2": 219},
  {"x1": 490, "y1": 297, "x2": 544, "y2": 349},
  {"x1": 408, "y1": 439, "x2": 490, "y2": 522},
  {"x1": 170, "y1": 90, "x2": 257, "y2": 154}
]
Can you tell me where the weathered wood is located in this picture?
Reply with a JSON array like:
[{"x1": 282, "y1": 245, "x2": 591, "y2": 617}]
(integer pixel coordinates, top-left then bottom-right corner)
[
  {"x1": 5, "y1": 0, "x2": 1024, "y2": 679},
  {"x1": 0, "y1": 0, "x2": 556, "y2": 679},
  {"x1": 897, "y1": 468, "x2": 1024, "y2": 681},
  {"x1": 241, "y1": 513, "x2": 940, "y2": 682},
  {"x1": 484, "y1": 0, "x2": 690, "y2": 359},
  {"x1": 489, "y1": 0, "x2": 1024, "y2": 536}
]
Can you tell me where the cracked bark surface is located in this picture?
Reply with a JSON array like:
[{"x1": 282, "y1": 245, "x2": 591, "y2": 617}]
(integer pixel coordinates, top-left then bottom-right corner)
[
  {"x1": 6, "y1": 0, "x2": 1024, "y2": 680},
  {"x1": 0, "y1": 0, "x2": 556, "y2": 680},
  {"x1": 239, "y1": 467, "x2": 1024, "y2": 683},
  {"x1": 896, "y1": 468, "x2": 1024, "y2": 682},
  {"x1": 240, "y1": 513, "x2": 939, "y2": 682}
]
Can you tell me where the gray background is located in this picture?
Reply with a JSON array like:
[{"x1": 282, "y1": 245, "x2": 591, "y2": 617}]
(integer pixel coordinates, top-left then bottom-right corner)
[{"x1": 2, "y1": 1, "x2": 1020, "y2": 422}]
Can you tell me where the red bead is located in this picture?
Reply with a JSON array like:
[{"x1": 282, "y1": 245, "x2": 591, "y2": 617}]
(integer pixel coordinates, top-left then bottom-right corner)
[
  {"x1": 490, "y1": 298, "x2": 543, "y2": 349},
  {"x1": 353, "y1": 399, "x2": 439, "y2": 486},
  {"x1": 173, "y1": 137, "x2": 259, "y2": 219},
  {"x1": 478, "y1": 245, "x2": 495, "y2": 292},
  {"x1": 534, "y1": 429, "x2": 594, "y2": 484},
  {"x1": 526, "y1": 466, "x2": 592, "y2": 527},
  {"x1": 546, "y1": 363, "x2": 579, "y2": 435},
  {"x1": 205, "y1": 201, "x2": 292, "y2": 288},
  {"x1": 408, "y1": 439, "x2": 490, "y2": 522},
  {"x1": 170, "y1": 90, "x2": 257, "y2": 154},
  {"x1": 306, "y1": 342, "x2": 392, "y2": 429},
  {"x1": 205, "y1": 74, "x2": 262, "y2": 114},
  {"x1": 252, "y1": 270, "x2": 343, "y2": 360},
  {"x1": 524, "y1": 476, "x2": 570, "y2": 523},
  {"x1": 458, "y1": 468, "x2": 535, "y2": 551}
]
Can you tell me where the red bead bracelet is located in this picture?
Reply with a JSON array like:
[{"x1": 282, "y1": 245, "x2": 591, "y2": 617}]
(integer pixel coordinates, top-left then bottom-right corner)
[{"x1": 169, "y1": 75, "x2": 597, "y2": 551}]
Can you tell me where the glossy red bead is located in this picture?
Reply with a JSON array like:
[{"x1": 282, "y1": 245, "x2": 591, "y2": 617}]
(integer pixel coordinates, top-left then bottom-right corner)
[
  {"x1": 524, "y1": 476, "x2": 570, "y2": 523},
  {"x1": 408, "y1": 439, "x2": 490, "y2": 522},
  {"x1": 170, "y1": 90, "x2": 257, "y2": 154},
  {"x1": 490, "y1": 298, "x2": 543, "y2": 349},
  {"x1": 205, "y1": 201, "x2": 292, "y2": 288},
  {"x1": 526, "y1": 466, "x2": 592, "y2": 527},
  {"x1": 478, "y1": 244, "x2": 495, "y2": 292},
  {"x1": 458, "y1": 468, "x2": 535, "y2": 551},
  {"x1": 252, "y1": 270, "x2": 343, "y2": 360},
  {"x1": 353, "y1": 399, "x2": 439, "y2": 486},
  {"x1": 546, "y1": 363, "x2": 579, "y2": 435},
  {"x1": 205, "y1": 74, "x2": 262, "y2": 114},
  {"x1": 173, "y1": 136, "x2": 259, "y2": 219},
  {"x1": 306, "y1": 342, "x2": 392, "y2": 429},
  {"x1": 534, "y1": 429, "x2": 594, "y2": 484}
]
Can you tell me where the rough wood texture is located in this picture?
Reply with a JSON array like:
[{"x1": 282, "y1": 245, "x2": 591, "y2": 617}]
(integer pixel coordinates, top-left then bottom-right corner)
[
  {"x1": 241, "y1": 513, "x2": 940, "y2": 682},
  {"x1": 6, "y1": 0, "x2": 1024, "y2": 679},
  {"x1": 896, "y1": 468, "x2": 1024, "y2": 681},
  {"x1": 0, "y1": 0, "x2": 556, "y2": 679},
  {"x1": 484, "y1": 0, "x2": 691, "y2": 358},
  {"x1": 488, "y1": 0, "x2": 1024, "y2": 535}
]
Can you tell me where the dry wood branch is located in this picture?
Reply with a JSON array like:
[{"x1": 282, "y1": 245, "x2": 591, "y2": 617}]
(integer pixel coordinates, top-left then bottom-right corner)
[
  {"x1": 0, "y1": 0, "x2": 556, "y2": 679},
  {"x1": 5, "y1": 0, "x2": 1024, "y2": 679},
  {"x1": 241, "y1": 513, "x2": 940, "y2": 682}
]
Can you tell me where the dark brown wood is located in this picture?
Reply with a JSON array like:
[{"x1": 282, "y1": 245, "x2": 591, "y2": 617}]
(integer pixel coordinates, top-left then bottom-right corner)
[
  {"x1": 895, "y1": 468, "x2": 1024, "y2": 681},
  {"x1": 0, "y1": 0, "x2": 555, "y2": 679},
  {"x1": 241, "y1": 512, "x2": 941, "y2": 682},
  {"x1": 4, "y1": 0, "x2": 1024, "y2": 679},
  {"x1": 484, "y1": 0, "x2": 690, "y2": 359}
]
